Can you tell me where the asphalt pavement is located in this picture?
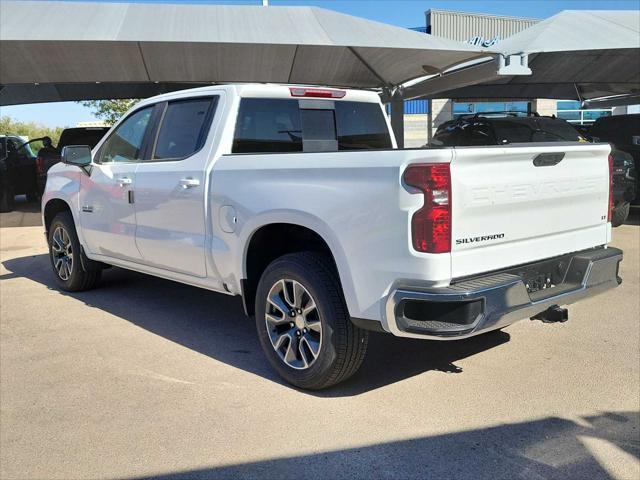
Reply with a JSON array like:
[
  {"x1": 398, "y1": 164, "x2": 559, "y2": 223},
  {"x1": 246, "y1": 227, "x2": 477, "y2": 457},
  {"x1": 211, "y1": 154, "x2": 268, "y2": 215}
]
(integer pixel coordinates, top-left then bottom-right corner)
[{"x1": 1, "y1": 200, "x2": 638, "y2": 480}]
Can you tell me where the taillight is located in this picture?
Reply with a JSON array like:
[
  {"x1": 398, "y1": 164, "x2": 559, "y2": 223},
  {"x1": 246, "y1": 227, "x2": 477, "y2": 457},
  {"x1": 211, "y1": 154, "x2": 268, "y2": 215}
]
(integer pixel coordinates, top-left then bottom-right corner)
[
  {"x1": 289, "y1": 87, "x2": 346, "y2": 99},
  {"x1": 403, "y1": 163, "x2": 451, "y2": 253},
  {"x1": 608, "y1": 153, "x2": 614, "y2": 222},
  {"x1": 36, "y1": 156, "x2": 45, "y2": 175}
]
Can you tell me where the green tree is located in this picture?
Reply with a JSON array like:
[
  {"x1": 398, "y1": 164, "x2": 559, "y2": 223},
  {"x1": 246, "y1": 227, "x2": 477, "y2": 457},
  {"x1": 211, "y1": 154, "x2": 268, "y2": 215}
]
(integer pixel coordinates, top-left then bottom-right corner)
[
  {"x1": 80, "y1": 99, "x2": 139, "y2": 125},
  {"x1": 0, "y1": 116, "x2": 64, "y2": 145}
]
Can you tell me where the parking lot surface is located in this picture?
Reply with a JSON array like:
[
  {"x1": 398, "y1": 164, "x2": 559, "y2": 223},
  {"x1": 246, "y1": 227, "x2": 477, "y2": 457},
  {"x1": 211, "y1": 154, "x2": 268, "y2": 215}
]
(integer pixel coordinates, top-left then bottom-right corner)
[{"x1": 1, "y1": 204, "x2": 639, "y2": 480}]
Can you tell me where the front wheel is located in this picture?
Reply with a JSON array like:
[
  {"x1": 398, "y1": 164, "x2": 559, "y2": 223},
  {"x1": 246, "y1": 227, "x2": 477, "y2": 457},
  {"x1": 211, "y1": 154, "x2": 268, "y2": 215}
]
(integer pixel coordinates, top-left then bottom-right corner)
[
  {"x1": 48, "y1": 212, "x2": 102, "y2": 291},
  {"x1": 255, "y1": 252, "x2": 368, "y2": 390},
  {"x1": 611, "y1": 202, "x2": 630, "y2": 227}
]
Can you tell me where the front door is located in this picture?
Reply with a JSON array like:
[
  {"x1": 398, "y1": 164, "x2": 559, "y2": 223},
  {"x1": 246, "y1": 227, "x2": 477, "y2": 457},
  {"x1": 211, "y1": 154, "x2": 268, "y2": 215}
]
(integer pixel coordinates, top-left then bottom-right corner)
[
  {"x1": 79, "y1": 106, "x2": 154, "y2": 262},
  {"x1": 133, "y1": 96, "x2": 219, "y2": 277}
]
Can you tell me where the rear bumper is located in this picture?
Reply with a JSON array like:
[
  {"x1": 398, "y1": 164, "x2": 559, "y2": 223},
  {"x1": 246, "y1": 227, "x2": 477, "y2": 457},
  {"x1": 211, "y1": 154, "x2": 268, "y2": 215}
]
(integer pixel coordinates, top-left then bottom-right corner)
[{"x1": 384, "y1": 247, "x2": 623, "y2": 340}]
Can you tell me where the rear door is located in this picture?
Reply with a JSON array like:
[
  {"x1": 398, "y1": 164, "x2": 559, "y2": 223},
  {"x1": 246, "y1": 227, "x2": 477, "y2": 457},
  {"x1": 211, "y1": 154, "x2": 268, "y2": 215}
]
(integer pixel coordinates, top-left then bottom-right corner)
[
  {"x1": 450, "y1": 143, "x2": 611, "y2": 278},
  {"x1": 133, "y1": 95, "x2": 220, "y2": 277}
]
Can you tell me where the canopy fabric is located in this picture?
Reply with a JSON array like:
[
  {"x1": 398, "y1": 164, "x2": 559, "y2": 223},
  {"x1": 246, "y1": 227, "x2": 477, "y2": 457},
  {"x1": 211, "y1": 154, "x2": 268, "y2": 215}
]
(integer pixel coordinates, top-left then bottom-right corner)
[
  {"x1": 404, "y1": 10, "x2": 640, "y2": 102},
  {"x1": 0, "y1": 0, "x2": 486, "y2": 105}
]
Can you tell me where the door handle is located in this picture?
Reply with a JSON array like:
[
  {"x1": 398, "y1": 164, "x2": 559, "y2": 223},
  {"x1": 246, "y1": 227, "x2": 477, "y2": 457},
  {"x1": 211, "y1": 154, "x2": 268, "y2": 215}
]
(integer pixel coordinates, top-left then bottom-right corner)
[
  {"x1": 180, "y1": 178, "x2": 200, "y2": 189},
  {"x1": 533, "y1": 153, "x2": 564, "y2": 167},
  {"x1": 117, "y1": 177, "x2": 133, "y2": 187}
]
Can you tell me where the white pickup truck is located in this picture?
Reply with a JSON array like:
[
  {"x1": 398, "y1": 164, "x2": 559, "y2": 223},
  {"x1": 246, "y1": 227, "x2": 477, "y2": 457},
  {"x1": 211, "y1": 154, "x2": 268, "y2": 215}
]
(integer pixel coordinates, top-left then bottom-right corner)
[{"x1": 42, "y1": 84, "x2": 623, "y2": 389}]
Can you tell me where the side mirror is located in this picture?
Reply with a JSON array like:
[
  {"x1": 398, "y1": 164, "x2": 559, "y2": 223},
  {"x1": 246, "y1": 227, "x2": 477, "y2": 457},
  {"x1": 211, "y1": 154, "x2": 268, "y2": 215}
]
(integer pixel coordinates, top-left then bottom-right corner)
[{"x1": 62, "y1": 145, "x2": 92, "y2": 167}]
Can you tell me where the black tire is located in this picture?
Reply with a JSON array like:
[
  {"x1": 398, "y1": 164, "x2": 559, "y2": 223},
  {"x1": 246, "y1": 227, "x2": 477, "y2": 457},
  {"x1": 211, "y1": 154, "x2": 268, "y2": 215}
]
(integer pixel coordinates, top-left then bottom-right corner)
[
  {"x1": 255, "y1": 252, "x2": 368, "y2": 390},
  {"x1": 48, "y1": 211, "x2": 102, "y2": 292},
  {"x1": 25, "y1": 191, "x2": 39, "y2": 203},
  {"x1": 611, "y1": 202, "x2": 630, "y2": 227},
  {"x1": 0, "y1": 184, "x2": 15, "y2": 213}
]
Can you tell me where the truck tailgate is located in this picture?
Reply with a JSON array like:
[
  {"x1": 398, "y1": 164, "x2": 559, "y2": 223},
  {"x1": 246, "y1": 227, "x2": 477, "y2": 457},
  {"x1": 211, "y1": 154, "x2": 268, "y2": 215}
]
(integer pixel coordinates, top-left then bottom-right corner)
[{"x1": 450, "y1": 143, "x2": 611, "y2": 279}]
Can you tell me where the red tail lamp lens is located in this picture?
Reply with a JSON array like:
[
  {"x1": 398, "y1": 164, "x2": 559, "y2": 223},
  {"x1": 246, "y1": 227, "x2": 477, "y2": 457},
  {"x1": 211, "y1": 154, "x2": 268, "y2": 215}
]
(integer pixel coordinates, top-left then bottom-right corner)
[{"x1": 403, "y1": 163, "x2": 451, "y2": 254}]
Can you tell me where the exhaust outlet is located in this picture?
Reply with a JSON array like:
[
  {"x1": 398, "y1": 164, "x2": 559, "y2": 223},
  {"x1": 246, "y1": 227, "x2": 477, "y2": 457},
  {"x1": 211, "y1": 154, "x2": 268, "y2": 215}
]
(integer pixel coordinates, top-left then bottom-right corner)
[{"x1": 531, "y1": 305, "x2": 568, "y2": 323}]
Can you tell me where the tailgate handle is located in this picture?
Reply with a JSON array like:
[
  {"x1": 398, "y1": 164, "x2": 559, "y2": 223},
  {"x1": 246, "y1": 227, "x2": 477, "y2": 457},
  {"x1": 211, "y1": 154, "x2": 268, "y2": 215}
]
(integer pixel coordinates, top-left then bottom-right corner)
[{"x1": 533, "y1": 152, "x2": 564, "y2": 167}]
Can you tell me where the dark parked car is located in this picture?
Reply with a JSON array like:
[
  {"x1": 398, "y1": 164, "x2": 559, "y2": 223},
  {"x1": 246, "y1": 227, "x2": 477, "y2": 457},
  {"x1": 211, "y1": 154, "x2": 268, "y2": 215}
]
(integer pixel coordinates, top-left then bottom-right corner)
[
  {"x1": 588, "y1": 114, "x2": 640, "y2": 204},
  {"x1": 0, "y1": 135, "x2": 39, "y2": 212},
  {"x1": 29, "y1": 127, "x2": 109, "y2": 193},
  {"x1": 431, "y1": 113, "x2": 637, "y2": 227}
]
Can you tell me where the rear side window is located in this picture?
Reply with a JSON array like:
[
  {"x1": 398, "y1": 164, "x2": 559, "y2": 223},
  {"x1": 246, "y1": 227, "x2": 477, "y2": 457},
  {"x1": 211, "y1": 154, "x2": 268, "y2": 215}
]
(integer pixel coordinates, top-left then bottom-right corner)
[
  {"x1": 530, "y1": 119, "x2": 582, "y2": 142},
  {"x1": 233, "y1": 99, "x2": 302, "y2": 153},
  {"x1": 232, "y1": 98, "x2": 392, "y2": 154},
  {"x1": 490, "y1": 120, "x2": 532, "y2": 144},
  {"x1": 464, "y1": 122, "x2": 497, "y2": 145},
  {"x1": 492, "y1": 118, "x2": 582, "y2": 144},
  {"x1": 153, "y1": 98, "x2": 216, "y2": 160}
]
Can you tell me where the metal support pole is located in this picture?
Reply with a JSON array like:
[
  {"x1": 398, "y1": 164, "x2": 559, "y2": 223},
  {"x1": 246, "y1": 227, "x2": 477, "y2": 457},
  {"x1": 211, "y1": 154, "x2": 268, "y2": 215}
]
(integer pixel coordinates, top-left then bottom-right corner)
[
  {"x1": 390, "y1": 94, "x2": 405, "y2": 149},
  {"x1": 426, "y1": 98, "x2": 433, "y2": 145}
]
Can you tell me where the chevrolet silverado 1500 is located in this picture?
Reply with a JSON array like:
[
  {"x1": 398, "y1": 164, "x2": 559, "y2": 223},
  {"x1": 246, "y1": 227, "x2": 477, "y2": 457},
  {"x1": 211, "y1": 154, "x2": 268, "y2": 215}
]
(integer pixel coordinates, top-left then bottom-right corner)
[{"x1": 42, "y1": 84, "x2": 623, "y2": 389}]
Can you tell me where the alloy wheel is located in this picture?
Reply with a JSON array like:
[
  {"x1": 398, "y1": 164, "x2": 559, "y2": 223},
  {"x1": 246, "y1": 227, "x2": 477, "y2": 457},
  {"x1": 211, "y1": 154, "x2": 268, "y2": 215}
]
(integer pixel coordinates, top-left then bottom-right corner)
[
  {"x1": 51, "y1": 226, "x2": 73, "y2": 281},
  {"x1": 265, "y1": 279, "x2": 322, "y2": 370}
]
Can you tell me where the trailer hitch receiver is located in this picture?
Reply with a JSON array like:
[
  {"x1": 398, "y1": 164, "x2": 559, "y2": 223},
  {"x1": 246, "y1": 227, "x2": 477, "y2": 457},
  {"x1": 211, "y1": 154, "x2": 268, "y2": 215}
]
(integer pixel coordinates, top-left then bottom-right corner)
[{"x1": 531, "y1": 305, "x2": 568, "y2": 323}]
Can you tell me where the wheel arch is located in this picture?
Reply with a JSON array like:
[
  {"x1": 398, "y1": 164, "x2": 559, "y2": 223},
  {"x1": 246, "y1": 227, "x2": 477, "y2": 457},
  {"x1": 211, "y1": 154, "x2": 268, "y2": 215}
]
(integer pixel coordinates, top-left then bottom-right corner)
[
  {"x1": 241, "y1": 220, "x2": 353, "y2": 317},
  {"x1": 43, "y1": 198, "x2": 74, "y2": 235}
]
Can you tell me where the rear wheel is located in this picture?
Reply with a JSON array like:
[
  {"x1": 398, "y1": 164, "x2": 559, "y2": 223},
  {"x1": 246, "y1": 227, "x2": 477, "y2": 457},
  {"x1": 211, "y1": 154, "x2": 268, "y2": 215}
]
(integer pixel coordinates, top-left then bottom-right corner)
[
  {"x1": 0, "y1": 184, "x2": 15, "y2": 213},
  {"x1": 48, "y1": 212, "x2": 102, "y2": 291},
  {"x1": 611, "y1": 202, "x2": 630, "y2": 227},
  {"x1": 255, "y1": 252, "x2": 368, "y2": 390}
]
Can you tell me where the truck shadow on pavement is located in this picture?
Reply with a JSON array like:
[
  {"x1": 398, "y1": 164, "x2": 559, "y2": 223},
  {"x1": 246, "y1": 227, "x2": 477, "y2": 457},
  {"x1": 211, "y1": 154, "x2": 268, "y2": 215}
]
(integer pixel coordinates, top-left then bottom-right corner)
[
  {"x1": 3, "y1": 253, "x2": 510, "y2": 396},
  {"x1": 122, "y1": 410, "x2": 639, "y2": 480}
]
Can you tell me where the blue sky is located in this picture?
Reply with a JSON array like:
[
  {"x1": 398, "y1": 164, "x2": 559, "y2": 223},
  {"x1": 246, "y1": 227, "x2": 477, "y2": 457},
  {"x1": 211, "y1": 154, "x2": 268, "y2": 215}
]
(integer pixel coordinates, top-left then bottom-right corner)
[{"x1": 2, "y1": 0, "x2": 638, "y2": 127}]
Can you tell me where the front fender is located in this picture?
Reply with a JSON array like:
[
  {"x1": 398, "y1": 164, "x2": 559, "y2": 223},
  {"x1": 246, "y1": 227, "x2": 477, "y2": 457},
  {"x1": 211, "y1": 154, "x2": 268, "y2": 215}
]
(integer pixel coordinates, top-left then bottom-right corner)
[{"x1": 41, "y1": 166, "x2": 83, "y2": 242}]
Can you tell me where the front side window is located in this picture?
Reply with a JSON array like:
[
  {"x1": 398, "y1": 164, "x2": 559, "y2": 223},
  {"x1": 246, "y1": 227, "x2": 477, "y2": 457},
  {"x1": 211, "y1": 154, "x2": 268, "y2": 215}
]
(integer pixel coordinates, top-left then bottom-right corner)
[
  {"x1": 100, "y1": 107, "x2": 153, "y2": 163},
  {"x1": 153, "y1": 98, "x2": 216, "y2": 160}
]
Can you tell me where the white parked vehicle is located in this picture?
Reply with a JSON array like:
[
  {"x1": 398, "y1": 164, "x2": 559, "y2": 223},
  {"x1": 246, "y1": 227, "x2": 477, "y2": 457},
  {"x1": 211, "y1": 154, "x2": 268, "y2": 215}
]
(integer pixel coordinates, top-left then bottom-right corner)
[{"x1": 42, "y1": 84, "x2": 623, "y2": 389}]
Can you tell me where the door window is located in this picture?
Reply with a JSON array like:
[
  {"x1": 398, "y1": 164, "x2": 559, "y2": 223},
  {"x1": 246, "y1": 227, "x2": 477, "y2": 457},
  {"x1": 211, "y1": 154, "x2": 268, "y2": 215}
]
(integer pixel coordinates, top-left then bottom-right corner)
[
  {"x1": 99, "y1": 107, "x2": 153, "y2": 163},
  {"x1": 153, "y1": 98, "x2": 216, "y2": 160}
]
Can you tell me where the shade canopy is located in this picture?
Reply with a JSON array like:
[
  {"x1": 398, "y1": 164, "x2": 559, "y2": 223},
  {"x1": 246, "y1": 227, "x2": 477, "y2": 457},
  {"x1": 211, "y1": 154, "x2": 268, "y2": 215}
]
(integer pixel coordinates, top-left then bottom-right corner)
[
  {"x1": 403, "y1": 10, "x2": 640, "y2": 101},
  {"x1": 0, "y1": 0, "x2": 486, "y2": 105}
]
